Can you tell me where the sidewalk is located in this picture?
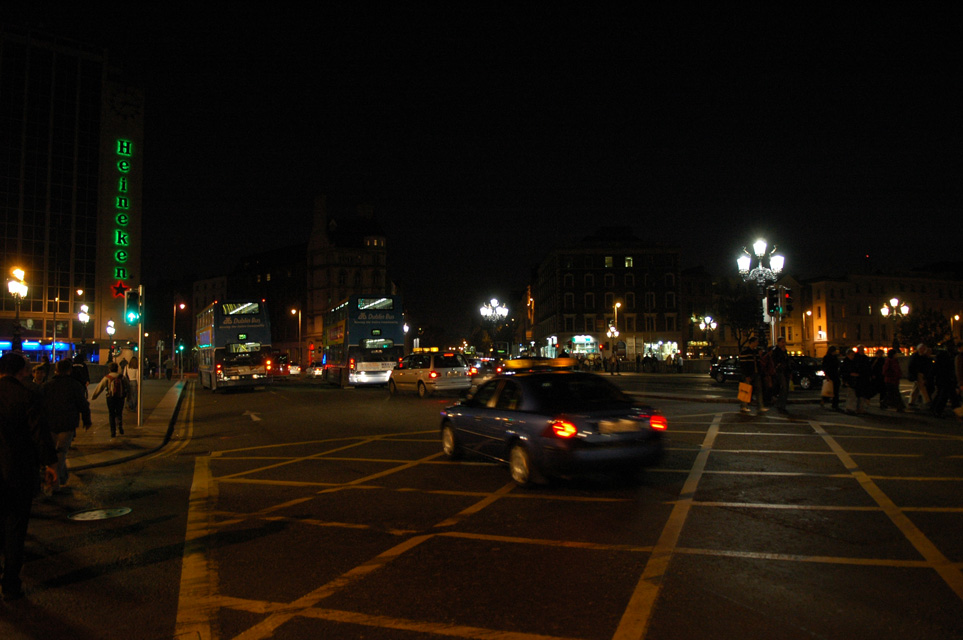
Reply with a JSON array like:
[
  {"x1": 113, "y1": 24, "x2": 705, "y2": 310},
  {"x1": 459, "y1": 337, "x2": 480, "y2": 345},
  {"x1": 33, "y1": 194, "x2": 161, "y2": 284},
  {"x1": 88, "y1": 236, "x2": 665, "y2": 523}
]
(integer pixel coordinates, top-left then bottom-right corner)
[{"x1": 68, "y1": 378, "x2": 187, "y2": 471}]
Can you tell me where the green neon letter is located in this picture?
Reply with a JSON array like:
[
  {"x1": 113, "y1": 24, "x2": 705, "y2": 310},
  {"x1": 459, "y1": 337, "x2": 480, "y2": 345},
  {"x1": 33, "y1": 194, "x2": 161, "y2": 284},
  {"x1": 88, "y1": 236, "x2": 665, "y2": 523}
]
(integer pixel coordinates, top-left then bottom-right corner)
[
  {"x1": 114, "y1": 230, "x2": 130, "y2": 246},
  {"x1": 115, "y1": 213, "x2": 129, "y2": 226},
  {"x1": 114, "y1": 249, "x2": 129, "y2": 262},
  {"x1": 116, "y1": 196, "x2": 129, "y2": 210},
  {"x1": 117, "y1": 160, "x2": 130, "y2": 173},
  {"x1": 114, "y1": 266, "x2": 129, "y2": 279},
  {"x1": 118, "y1": 176, "x2": 128, "y2": 192},
  {"x1": 117, "y1": 139, "x2": 132, "y2": 156}
]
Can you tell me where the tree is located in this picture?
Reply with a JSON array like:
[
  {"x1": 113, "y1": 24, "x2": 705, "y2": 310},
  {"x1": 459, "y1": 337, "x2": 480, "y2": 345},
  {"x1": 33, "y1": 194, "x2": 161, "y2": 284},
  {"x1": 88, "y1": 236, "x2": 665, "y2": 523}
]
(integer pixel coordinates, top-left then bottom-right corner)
[
  {"x1": 898, "y1": 309, "x2": 952, "y2": 349},
  {"x1": 715, "y1": 278, "x2": 765, "y2": 349}
]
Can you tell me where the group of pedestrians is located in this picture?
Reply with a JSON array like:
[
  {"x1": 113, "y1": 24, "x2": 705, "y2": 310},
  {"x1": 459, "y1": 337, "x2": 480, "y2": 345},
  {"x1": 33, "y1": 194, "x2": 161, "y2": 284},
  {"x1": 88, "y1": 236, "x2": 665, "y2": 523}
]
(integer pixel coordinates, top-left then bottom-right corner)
[
  {"x1": 0, "y1": 348, "x2": 140, "y2": 601},
  {"x1": 805, "y1": 342, "x2": 962, "y2": 420},
  {"x1": 738, "y1": 335, "x2": 793, "y2": 415}
]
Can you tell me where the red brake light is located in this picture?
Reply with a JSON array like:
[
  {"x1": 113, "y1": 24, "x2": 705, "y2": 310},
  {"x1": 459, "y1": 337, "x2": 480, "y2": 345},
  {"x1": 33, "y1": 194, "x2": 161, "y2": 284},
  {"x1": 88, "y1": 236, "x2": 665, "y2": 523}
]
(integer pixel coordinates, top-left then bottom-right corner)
[
  {"x1": 547, "y1": 419, "x2": 578, "y2": 439},
  {"x1": 429, "y1": 370, "x2": 439, "y2": 379},
  {"x1": 649, "y1": 415, "x2": 667, "y2": 431}
]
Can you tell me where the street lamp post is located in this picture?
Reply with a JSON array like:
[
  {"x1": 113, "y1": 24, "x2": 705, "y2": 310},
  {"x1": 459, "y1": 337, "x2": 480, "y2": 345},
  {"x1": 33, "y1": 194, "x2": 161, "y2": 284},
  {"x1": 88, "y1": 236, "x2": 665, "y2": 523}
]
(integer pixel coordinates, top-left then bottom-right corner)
[
  {"x1": 880, "y1": 297, "x2": 909, "y2": 352},
  {"x1": 173, "y1": 302, "x2": 185, "y2": 378},
  {"x1": 737, "y1": 238, "x2": 784, "y2": 346},
  {"x1": 8, "y1": 267, "x2": 28, "y2": 352},
  {"x1": 479, "y1": 298, "x2": 508, "y2": 358},
  {"x1": 692, "y1": 315, "x2": 717, "y2": 357},
  {"x1": 78, "y1": 305, "x2": 90, "y2": 346},
  {"x1": 291, "y1": 308, "x2": 302, "y2": 366},
  {"x1": 105, "y1": 319, "x2": 116, "y2": 362}
]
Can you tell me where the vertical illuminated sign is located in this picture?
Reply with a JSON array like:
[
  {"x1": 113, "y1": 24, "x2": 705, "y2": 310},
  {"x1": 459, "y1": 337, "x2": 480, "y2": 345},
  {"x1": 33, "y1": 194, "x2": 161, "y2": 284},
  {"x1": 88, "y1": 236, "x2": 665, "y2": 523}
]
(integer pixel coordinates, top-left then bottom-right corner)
[{"x1": 112, "y1": 139, "x2": 133, "y2": 297}]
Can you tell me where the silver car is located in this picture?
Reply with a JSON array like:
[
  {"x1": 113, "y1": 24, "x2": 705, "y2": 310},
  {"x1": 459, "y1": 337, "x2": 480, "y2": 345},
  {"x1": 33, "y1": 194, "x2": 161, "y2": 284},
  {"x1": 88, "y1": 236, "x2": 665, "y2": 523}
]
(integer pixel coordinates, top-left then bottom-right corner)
[{"x1": 389, "y1": 352, "x2": 472, "y2": 397}]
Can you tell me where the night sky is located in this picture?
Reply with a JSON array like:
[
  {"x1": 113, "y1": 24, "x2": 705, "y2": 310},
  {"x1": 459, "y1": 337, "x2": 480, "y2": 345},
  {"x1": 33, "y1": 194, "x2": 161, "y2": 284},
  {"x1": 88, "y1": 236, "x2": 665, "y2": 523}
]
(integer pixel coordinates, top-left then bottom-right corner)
[{"x1": 5, "y1": 5, "x2": 961, "y2": 333}]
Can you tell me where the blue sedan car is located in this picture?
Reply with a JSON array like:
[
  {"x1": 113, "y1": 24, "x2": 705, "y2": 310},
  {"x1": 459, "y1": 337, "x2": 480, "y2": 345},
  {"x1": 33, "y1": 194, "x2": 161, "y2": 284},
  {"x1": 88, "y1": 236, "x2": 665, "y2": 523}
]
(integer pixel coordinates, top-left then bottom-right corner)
[{"x1": 440, "y1": 370, "x2": 666, "y2": 485}]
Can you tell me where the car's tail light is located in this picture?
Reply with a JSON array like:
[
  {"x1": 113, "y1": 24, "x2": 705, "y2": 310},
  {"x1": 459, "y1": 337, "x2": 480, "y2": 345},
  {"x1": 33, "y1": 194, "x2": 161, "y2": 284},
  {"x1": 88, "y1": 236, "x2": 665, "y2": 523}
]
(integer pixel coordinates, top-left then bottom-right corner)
[
  {"x1": 545, "y1": 419, "x2": 578, "y2": 439},
  {"x1": 649, "y1": 414, "x2": 668, "y2": 430},
  {"x1": 349, "y1": 357, "x2": 356, "y2": 371},
  {"x1": 429, "y1": 370, "x2": 439, "y2": 379},
  {"x1": 469, "y1": 366, "x2": 479, "y2": 376}
]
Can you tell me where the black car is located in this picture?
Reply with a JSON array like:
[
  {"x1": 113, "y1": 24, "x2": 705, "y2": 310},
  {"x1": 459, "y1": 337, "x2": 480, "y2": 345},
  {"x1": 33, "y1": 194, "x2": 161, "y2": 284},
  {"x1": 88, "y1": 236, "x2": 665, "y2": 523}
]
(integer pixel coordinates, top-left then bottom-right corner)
[
  {"x1": 440, "y1": 369, "x2": 666, "y2": 485},
  {"x1": 789, "y1": 356, "x2": 826, "y2": 390},
  {"x1": 709, "y1": 357, "x2": 742, "y2": 383}
]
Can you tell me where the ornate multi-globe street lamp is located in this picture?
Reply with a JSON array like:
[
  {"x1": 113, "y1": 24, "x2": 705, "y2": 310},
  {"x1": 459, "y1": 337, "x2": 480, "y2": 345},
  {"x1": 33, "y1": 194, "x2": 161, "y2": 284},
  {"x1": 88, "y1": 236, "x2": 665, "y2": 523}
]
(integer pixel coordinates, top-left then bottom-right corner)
[
  {"x1": 737, "y1": 238, "x2": 784, "y2": 345},
  {"x1": 479, "y1": 298, "x2": 508, "y2": 358},
  {"x1": 880, "y1": 297, "x2": 909, "y2": 352}
]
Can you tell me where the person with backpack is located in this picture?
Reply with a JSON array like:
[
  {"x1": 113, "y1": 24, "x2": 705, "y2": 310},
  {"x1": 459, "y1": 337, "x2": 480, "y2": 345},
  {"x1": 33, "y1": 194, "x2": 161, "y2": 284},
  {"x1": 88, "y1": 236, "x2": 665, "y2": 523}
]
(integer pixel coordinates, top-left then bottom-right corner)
[{"x1": 90, "y1": 362, "x2": 128, "y2": 438}]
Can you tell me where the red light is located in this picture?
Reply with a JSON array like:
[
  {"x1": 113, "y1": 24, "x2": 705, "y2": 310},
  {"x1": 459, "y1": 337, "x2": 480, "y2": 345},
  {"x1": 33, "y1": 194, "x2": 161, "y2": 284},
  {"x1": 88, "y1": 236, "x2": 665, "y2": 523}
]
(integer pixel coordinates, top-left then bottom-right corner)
[
  {"x1": 429, "y1": 370, "x2": 439, "y2": 379},
  {"x1": 349, "y1": 358, "x2": 356, "y2": 371},
  {"x1": 548, "y1": 419, "x2": 578, "y2": 438},
  {"x1": 265, "y1": 358, "x2": 273, "y2": 371},
  {"x1": 649, "y1": 415, "x2": 667, "y2": 430},
  {"x1": 469, "y1": 366, "x2": 479, "y2": 376}
]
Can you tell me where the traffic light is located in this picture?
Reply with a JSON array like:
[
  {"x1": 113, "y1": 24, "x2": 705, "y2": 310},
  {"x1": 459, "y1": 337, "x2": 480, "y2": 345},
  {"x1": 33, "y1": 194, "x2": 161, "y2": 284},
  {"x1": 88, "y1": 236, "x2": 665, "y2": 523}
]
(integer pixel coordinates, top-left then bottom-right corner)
[
  {"x1": 766, "y1": 287, "x2": 779, "y2": 315},
  {"x1": 783, "y1": 288, "x2": 793, "y2": 315},
  {"x1": 177, "y1": 341, "x2": 184, "y2": 353},
  {"x1": 124, "y1": 289, "x2": 141, "y2": 324}
]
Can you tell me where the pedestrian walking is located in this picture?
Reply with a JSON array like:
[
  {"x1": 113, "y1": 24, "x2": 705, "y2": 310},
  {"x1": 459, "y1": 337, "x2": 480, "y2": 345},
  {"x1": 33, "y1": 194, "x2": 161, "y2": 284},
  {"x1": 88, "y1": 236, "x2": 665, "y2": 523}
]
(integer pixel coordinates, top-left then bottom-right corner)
[
  {"x1": 738, "y1": 336, "x2": 767, "y2": 414},
  {"x1": 882, "y1": 349, "x2": 905, "y2": 412},
  {"x1": 90, "y1": 362, "x2": 129, "y2": 438},
  {"x1": 0, "y1": 352, "x2": 57, "y2": 600},
  {"x1": 163, "y1": 357, "x2": 174, "y2": 380},
  {"x1": 871, "y1": 350, "x2": 887, "y2": 408},
  {"x1": 41, "y1": 358, "x2": 92, "y2": 489},
  {"x1": 907, "y1": 344, "x2": 932, "y2": 409},
  {"x1": 771, "y1": 337, "x2": 791, "y2": 413},
  {"x1": 821, "y1": 346, "x2": 841, "y2": 410},
  {"x1": 70, "y1": 352, "x2": 91, "y2": 398},
  {"x1": 840, "y1": 348, "x2": 864, "y2": 414},
  {"x1": 930, "y1": 342, "x2": 960, "y2": 418}
]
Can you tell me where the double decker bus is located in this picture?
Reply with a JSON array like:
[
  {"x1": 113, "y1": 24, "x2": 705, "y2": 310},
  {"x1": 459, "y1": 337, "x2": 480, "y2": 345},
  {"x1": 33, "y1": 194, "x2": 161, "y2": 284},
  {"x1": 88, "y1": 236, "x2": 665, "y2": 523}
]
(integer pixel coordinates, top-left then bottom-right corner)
[
  {"x1": 196, "y1": 300, "x2": 274, "y2": 392},
  {"x1": 321, "y1": 295, "x2": 404, "y2": 387}
]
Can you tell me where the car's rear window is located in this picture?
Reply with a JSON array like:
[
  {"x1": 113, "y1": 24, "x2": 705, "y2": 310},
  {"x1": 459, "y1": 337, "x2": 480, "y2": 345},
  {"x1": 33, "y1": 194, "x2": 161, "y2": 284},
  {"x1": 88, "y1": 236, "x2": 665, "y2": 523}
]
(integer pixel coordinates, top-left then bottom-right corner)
[
  {"x1": 435, "y1": 355, "x2": 466, "y2": 368},
  {"x1": 531, "y1": 375, "x2": 632, "y2": 412}
]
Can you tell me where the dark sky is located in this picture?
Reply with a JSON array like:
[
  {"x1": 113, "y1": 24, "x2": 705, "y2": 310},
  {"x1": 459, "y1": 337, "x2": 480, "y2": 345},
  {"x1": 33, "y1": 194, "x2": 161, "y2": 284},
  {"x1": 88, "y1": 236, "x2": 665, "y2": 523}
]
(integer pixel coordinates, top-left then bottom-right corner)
[{"x1": 6, "y1": 4, "x2": 962, "y2": 333}]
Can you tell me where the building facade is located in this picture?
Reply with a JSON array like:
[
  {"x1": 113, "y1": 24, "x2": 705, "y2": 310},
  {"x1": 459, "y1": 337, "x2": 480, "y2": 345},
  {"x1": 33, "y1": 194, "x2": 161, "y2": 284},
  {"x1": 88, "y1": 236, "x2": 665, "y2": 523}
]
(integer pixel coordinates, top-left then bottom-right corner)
[
  {"x1": 531, "y1": 228, "x2": 682, "y2": 364},
  {"x1": 1, "y1": 26, "x2": 143, "y2": 362},
  {"x1": 305, "y1": 196, "x2": 395, "y2": 363}
]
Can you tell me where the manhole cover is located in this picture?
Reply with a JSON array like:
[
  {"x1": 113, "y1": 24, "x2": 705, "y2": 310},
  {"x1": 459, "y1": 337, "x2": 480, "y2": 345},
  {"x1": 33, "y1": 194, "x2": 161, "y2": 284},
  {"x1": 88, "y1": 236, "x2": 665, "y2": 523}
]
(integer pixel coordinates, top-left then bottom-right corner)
[{"x1": 68, "y1": 507, "x2": 132, "y2": 521}]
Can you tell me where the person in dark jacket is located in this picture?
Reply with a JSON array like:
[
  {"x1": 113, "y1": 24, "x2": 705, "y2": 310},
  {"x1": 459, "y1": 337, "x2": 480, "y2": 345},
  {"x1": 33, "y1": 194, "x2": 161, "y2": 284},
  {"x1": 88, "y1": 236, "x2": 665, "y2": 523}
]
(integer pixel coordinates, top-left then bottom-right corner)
[
  {"x1": 882, "y1": 349, "x2": 905, "y2": 412},
  {"x1": 41, "y1": 358, "x2": 92, "y2": 489},
  {"x1": 771, "y1": 337, "x2": 791, "y2": 413},
  {"x1": 70, "y1": 352, "x2": 91, "y2": 398},
  {"x1": 907, "y1": 344, "x2": 931, "y2": 409},
  {"x1": 0, "y1": 352, "x2": 57, "y2": 600},
  {"x1": 821, "y1": 346, "x2": 841, "y2": 410},
  {"x1": 840, "y1": 348, "x2": 865, "y2": 414},
  {"x1": 738, "y1": 336, "x2": 766, "y2": 414},
  {"x1": 930, "y1": 342, "x2": 960, "y2": 418}
]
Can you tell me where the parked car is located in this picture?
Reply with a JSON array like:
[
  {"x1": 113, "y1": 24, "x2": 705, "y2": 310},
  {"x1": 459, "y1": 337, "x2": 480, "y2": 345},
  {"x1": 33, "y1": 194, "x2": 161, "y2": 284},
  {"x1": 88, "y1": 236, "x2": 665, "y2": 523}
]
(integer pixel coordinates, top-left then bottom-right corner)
[
  {"x1": 388, "y1": 352, "x2": 472, "y2": 397},
  {"x1": 440, "y1": 368, "x2": 666, "y2": 485},
  {"x1": 790, "y1": 356, "x2": 826, "y2": 390},
  {"x1": 709, "y1": 357, "x2": 742, "y2": 383}
]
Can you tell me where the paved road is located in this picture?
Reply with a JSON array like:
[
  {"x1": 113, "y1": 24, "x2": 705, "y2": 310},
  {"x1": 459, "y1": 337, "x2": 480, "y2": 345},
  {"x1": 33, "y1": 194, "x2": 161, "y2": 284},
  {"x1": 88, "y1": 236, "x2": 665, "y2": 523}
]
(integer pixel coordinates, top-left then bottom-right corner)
[{"x1": 6, "y1": 377, "x2": 962, "y2": 640}]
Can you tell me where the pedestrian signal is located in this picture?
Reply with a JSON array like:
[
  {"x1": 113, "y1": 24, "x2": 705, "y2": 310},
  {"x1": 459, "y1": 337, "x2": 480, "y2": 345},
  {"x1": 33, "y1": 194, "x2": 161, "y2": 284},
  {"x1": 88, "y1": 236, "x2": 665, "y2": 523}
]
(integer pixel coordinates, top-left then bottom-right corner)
[{"x1": 124, "y1": 289, "x2": 141, "y2": 324}]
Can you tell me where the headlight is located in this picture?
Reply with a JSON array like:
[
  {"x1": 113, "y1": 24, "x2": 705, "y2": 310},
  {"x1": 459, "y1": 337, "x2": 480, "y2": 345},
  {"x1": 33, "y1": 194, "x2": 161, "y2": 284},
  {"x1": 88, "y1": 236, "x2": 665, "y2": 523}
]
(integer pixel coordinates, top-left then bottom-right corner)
[{"x1": 816, "y1": 370, "x2": 825, "y2": 376}]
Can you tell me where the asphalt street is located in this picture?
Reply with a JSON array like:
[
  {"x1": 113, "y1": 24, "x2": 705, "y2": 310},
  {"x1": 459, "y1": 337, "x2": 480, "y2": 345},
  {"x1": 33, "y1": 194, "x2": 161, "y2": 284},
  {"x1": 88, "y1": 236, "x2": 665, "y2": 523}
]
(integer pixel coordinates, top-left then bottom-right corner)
[{"x1": 4, "y1": 373, "x2": 962, "y2": 640}]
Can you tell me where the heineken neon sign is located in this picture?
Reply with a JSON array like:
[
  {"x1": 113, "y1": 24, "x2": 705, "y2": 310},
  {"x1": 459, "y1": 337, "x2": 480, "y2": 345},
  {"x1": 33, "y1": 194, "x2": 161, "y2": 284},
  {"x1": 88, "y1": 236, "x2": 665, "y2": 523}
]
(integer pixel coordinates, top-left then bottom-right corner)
[{"x1": 112, "y1": 138, "x2": 133, "y2": 297}]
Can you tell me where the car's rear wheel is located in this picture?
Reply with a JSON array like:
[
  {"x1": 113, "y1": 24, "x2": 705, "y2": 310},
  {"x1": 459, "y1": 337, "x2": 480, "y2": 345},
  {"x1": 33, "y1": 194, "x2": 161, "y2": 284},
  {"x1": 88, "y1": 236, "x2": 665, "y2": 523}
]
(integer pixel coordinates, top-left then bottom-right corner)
[
  {"x1": 714, "y1": 371, "x2": 726, "y2": 383},
  {"x1": 388, "y1": 379, "x2": 398, "y2": 395},
  {"x1": 417, "y1": 381, "x2": 428, "y2": 398},
  {"x1": 441, "y1": 423, "x2": 462, "y2": 459},
  {"x1": 509, "y1": 443, "x2": 535, "y2": 486},
  {"x1": 799, "y1": 375, "x2": 812, "y2": 390}
]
